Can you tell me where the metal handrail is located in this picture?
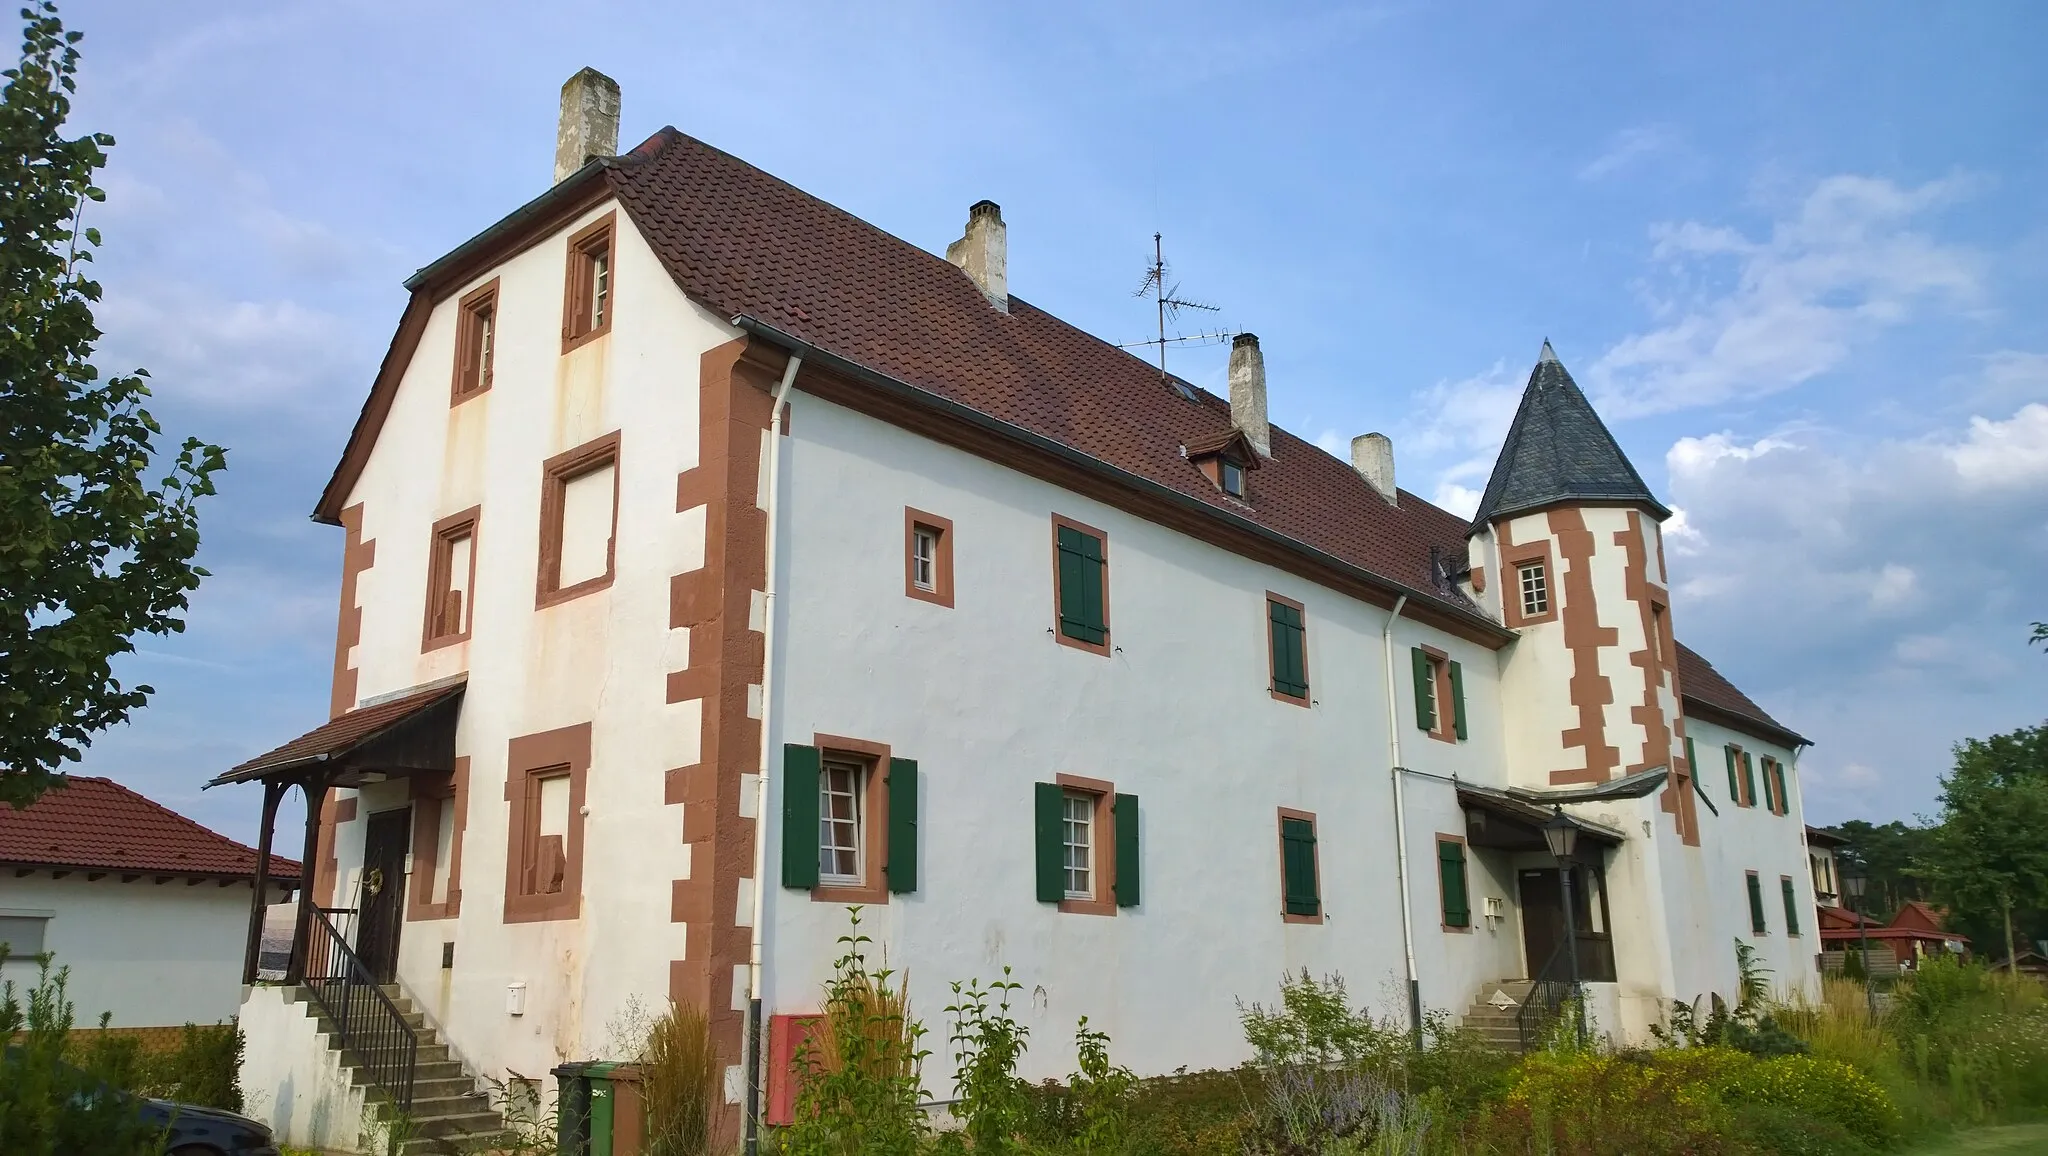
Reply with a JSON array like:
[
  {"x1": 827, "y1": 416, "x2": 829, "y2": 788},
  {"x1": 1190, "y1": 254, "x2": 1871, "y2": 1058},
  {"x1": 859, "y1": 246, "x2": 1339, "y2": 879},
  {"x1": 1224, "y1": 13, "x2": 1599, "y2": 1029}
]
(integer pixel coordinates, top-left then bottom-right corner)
[
  {"x1": 302, "y1": 906, "x2": 419, "y2": 1111},
  {"x1": 1516, "y1": 941, "x2": 1576, "y2": 1052}
]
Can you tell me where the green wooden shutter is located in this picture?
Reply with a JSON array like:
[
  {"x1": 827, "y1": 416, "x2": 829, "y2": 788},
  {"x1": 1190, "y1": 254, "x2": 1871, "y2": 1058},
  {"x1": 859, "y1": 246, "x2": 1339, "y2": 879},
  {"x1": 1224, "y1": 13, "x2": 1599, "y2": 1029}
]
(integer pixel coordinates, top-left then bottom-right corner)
[
  {"x1": 1034, "y1": 782, "x2": 1065, "y2": 903},
  {"x1": 886, "y1": 757, "x2": 918, "y2": 894},
  {"x1": 1725, "y1": 746, "x2": 1741, "y2": 803},
  {"x1": 1056, "y1": 526, "x2": 1107, "y2": 645},
  {"x1": 1280, "y1": 818, "x2": 1319, "y2": 917},
  {"x1": 1410, "y1": 647, "x2": 1436, "y2": 732},
  {"x1": 1742, "y1": 752, "x2": 1758, "y2": 809},
  {"x1": 1269, "y1": 600, "x2": 1307, "y2": 698},
  {"x1": 1449, "y1": 660, "x2": 1468, "y2": 741},
  {"x1": 1113, "y1": 793, "x2": 1140, "y2": 908},
  {"x1": 1685, "y1": 736, "x2": 1698, "y2": 779},
  {"x1": 1438, "y1": 840, "x2": 1470, "y2": 928},
  {"x1": 781, "y1": 745, "x2": 821, "y2": 890},
  {"x1": 1781, "y1": 876, "x2": 1801, "y2": 936},
  {"x1": 1772, "y1": 762, "x2": 1790, "y2": 815},
  {"x1": 1746, "y1": 873, "x2": 1767, "y2": 934}
]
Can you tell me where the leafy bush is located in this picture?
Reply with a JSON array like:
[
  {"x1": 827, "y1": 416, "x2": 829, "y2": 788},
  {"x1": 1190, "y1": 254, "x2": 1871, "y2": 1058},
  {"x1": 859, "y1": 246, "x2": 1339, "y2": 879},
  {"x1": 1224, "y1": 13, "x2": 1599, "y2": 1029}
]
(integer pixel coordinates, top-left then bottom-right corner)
[
  {"x1": 1479, "y1": 1049, "x2": 1739, "y2": 1156},
  {"x1": 945, "y1": 969, "x2": 1032, "y2": 1152},
  {"x1": 1722, "y1": 1053, "x2": 1899, "y2": 1147},
  {"x1": 784, "y1": 908, "x2": 928, "y2": 1156},
  {"x1": 0, "y1": 957, "x2": 165, "y2": 1156},
  {"x1": 1237, "y1": 970, "x2": 1387, "y2": 1070}
]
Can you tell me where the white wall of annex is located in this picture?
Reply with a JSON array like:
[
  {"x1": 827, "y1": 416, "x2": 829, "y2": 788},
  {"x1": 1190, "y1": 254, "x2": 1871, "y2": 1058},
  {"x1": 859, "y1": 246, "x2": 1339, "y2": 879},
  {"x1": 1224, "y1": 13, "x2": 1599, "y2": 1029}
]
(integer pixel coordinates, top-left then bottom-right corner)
[
  {"x1": 767, "y1": 391, "x2": 1518, "y2": 1085},
  {"x1": 319, "y1": 198, "x2": 738, "y2": 1087},
  {"x1": 0, "y1": 874, "x2": 262, "y2": 1028}
]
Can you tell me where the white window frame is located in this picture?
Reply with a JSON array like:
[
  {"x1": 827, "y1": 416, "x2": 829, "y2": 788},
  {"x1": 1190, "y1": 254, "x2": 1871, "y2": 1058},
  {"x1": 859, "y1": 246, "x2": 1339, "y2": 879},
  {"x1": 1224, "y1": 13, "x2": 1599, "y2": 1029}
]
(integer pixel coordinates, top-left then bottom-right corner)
[
  {"x1": 590, "y1": 249, "x2": 610, "y2": 330},
  {"x1": 911, "y1": 526, "x2": 939, "y2": 592},
  {"x1": 819, "y1": 759, "x2": 865, "y2": 886},
  {"x1": 1061, "y1": 791, "x2": 1093, "y2": 901},
  {"x1": 1518, "y1": 561, "x2": 1549, "y2": 618}
]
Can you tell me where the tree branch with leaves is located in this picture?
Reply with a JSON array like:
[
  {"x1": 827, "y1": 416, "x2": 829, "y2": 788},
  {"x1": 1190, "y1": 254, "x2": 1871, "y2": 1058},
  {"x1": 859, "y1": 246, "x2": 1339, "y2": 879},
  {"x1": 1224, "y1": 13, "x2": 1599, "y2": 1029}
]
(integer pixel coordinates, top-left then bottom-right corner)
[{"x1": 1, "y1": 2, "x2": 225, "y2": 807}]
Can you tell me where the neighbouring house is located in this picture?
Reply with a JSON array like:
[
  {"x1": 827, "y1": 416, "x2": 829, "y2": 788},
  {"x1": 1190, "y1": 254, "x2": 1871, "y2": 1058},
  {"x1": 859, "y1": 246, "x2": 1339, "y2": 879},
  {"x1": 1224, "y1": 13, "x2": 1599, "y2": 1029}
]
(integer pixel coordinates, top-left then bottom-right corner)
[
  {"x1": 0, "y1": 776, "x2": 299, "y2": 1042},
  {"x1": 212, "y1": 68, "x2": 1821, "y2": 1147},
  {"x1": 1805, "y1": 824, "x2": 1844, "y2": 910},
  {"x1": 1819, "y1": 900, "x2": 1970, "y2": 972},
  {"x1": 1991, "y1": 949, "x2": 2048, "y2": 980}
]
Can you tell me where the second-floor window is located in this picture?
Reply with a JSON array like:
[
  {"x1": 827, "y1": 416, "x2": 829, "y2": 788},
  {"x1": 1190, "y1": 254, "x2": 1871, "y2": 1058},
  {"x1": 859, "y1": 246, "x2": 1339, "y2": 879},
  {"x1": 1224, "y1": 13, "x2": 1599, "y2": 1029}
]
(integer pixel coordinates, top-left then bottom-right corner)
[
  {"x1": 423, "y1": 508, "x2": 480, "y2": 649},
  {"x1": 1518, "y1": 561, "x2": 1549, "y2": 618},
  {"x1": 904, "y1": 509, "x2": 953, "y2": 607},
  {"x1": 1268, "y1": 594, "x2": 1308, "y2": 704},
  {"x1": 1052, "y1": 515, "x2": 1110, "y2": 654},
  {"x1": 1411, "y1": 646, "x2": 1468, "y2": 742},
  {"x1": 537, "y1": 432, "x2": 620, "y2": 607}
]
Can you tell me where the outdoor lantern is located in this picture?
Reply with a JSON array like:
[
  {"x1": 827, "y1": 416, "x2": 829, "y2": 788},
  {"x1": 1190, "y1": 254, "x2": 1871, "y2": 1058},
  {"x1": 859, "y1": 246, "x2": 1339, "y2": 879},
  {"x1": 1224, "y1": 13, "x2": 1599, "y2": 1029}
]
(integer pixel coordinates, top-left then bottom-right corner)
[
  {"x1": 1542, "y1": 806, "x2": 1579, "y2": 861},
  {"x1": 1844, "y1": 869, "x2": 1867, "y2": 902}
]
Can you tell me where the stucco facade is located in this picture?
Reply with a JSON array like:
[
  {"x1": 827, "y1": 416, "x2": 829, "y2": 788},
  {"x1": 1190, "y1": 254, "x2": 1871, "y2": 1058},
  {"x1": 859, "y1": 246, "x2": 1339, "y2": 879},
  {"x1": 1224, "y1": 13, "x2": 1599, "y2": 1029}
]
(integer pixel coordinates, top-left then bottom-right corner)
[{"x1": 228, "y1": 110, "x2": 1820, "y2": 1143}]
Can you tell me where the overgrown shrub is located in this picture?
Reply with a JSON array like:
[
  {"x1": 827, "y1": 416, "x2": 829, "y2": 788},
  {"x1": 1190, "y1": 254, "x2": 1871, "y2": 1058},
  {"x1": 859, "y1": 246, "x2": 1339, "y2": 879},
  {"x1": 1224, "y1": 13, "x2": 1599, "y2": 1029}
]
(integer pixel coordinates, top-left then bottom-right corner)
[
  {"x1": 783, "y1": 908, "x2": 928, "y2": 1156},
  {"x1": 1723, "y1": 1053, "x2": 1899, "y2": 1147},
  {"x1": 1238, "y1": 970, "x2": 1387, "y2": 1070},
  {"x1": 0, "y1": 957, "x2": 165, "y2": 1156},
  {"x1": 945, "y1": 969, "x2": 1032, "y2": 1152},
  {"x1": 643, "y1": 999, "x2": 717, "y2": 1156},
  {"x1": 1477, "y1": 1049, "x2": 1738, "y2": 1156}
]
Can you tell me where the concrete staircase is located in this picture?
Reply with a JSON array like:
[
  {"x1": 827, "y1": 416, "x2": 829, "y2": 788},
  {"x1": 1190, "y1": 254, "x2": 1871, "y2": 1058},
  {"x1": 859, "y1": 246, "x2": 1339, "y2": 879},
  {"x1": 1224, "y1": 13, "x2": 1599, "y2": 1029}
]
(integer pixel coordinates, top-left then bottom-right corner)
[
  {"x1": 297, "y1": 984, "x2": 507, "y2": 1155},
  {"x1": 1461, "y1": 980, "x2": 1538, "y2": 1052}
]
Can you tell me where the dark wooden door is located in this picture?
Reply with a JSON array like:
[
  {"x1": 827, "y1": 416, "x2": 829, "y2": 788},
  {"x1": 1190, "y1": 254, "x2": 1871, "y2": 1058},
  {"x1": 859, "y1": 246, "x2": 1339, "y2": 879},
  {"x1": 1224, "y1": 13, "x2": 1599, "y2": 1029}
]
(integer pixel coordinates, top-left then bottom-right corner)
[
  {"x1": 356, "y1": 808, "x2": 410, "y2": 983},
  {"x1": 1518, "y1": 868, "x2": 1568, "y2": 979}
]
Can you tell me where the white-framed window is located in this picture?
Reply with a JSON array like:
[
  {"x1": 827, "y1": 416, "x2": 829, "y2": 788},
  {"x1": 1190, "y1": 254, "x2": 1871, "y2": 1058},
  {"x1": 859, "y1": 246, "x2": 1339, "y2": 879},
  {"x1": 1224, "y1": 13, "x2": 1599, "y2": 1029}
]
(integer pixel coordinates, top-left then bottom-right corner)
[
  {"x1": 819, "y1": 759, "x2": 865, "y2": 885},
  {"x1": 1062, "y1": 791, "x2": 1093, "y2": 900},
  {"x1": 911, "y1": 526, "x2": 939, "y2": 592},
  {"x1": 0, "y1": 912, "x2": 51, "y2": 958},
  {"x1": 590, "y1": 249, "x2": 610, "y2": 330},
  {"x1": 1518, "y1": 561, "x2": 1549, "y2": 618}
]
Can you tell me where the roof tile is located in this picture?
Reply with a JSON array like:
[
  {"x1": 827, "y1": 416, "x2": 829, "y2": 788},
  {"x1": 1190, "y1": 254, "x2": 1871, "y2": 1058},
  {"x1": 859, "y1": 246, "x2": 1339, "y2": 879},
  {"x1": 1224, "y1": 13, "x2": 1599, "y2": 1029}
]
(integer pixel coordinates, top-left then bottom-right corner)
[{"x1": 0, "y1": 777, "x2": 300, "y2": 879}]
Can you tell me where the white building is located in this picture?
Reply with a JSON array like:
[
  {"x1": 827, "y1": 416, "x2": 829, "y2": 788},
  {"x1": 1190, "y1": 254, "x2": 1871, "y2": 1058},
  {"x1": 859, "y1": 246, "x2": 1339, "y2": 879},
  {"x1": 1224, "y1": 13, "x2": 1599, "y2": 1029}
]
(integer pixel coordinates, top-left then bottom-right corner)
[
  {"x1": 0, "y1": 776, "x2": 299, "y2": 1038},
  {"x1": 218, "y1": 69, "x2": 1820, "y2": 1148}
]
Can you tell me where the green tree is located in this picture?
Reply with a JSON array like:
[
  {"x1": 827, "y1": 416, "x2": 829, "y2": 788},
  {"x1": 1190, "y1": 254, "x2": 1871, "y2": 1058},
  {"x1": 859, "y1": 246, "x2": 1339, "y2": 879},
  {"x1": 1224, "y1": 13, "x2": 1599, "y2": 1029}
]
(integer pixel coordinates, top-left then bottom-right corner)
[
  {"x1": 1825, "y1": 819, "x2": 1934, "y2": 921},
  {"x1": 1, "y1": 2, "x2": 224, "y2": 807},
  {"x1": 2032, "y1": 621, "x2": 2046, "y2": 652},
  {"x1": 1919, "y1": 723, "x2": 2048, "y2": 968}
]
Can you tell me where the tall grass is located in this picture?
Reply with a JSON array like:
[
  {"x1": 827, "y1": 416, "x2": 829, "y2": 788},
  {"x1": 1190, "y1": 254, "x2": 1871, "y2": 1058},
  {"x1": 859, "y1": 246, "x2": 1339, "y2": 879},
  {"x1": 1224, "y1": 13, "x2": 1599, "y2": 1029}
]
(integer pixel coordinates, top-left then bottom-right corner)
[{"x1": 643, "y1": 999, "x2": 719, "y2": 1156}]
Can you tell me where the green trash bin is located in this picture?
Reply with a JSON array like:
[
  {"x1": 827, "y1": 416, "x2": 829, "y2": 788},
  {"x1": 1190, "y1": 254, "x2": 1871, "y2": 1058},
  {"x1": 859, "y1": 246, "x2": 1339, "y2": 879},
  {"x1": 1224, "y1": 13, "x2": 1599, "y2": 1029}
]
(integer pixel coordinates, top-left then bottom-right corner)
[{"x1": 576, "y1": 1061, "x2": 645, "y2": 1156}]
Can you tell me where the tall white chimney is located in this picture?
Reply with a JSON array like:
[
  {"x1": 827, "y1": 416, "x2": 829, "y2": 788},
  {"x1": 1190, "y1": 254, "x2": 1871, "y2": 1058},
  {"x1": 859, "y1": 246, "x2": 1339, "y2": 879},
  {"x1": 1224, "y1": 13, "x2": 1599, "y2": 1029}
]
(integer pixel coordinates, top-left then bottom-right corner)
[
  {"x1": 1352, "y1": 432, "x2": 1397, "y2": 504},
  {"x1": 945, "y1": 200, "x2": 1008, "y2": 312},
  {"x1": 1228, "y1": 333, "x2": 1271, "y2": 458},
  {"x1": 554, "y1": 68, "x2": 621, "y2": 185}
]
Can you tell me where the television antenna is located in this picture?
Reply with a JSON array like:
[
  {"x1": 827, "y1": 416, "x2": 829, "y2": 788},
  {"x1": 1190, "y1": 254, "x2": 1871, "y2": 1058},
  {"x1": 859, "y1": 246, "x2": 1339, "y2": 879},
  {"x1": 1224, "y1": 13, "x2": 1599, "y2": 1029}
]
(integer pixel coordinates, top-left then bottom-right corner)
[{"x1": 1117, "y1": 233, "x2": 1232, "y2": 397}]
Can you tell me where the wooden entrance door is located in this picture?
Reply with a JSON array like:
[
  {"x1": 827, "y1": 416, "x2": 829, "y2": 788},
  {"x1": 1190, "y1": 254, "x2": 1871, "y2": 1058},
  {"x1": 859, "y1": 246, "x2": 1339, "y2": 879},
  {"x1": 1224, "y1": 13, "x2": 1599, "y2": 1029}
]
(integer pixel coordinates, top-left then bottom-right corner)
[
  {"x1": 356, "y1": 808, "x2": 410, "y2": 984},
  {"x1": 1519, "y1": 868, "x2": 1568, "y2": 980}
]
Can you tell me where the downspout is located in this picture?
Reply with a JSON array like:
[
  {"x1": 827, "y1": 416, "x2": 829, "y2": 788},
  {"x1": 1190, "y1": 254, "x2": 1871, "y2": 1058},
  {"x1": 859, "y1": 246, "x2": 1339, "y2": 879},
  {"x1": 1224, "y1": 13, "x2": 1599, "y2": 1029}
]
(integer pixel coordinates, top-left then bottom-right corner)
[
  {"x1": 744, "y1": 352, "x2": 803, "y2": 1156},
  {"x1": 1382, "y1": 594, "x2": 1423, "y2": 1049}
]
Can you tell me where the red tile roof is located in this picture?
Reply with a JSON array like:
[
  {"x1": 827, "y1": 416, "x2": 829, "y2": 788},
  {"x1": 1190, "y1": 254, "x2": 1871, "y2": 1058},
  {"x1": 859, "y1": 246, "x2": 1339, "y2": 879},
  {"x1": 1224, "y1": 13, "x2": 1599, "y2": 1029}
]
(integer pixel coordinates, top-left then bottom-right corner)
[
  {"x1": 214, "y1": 681, "x2": 465, "y2": 784},
  {"x1": 0, "y1": 777, "x2": 299, "y2": 880},
  {"x1": 1677, "y1": 642, "x2": 1806, "y2": 747},
  {"x1": 604, "y1": 129, "x2": 1477, "y2": 604}
]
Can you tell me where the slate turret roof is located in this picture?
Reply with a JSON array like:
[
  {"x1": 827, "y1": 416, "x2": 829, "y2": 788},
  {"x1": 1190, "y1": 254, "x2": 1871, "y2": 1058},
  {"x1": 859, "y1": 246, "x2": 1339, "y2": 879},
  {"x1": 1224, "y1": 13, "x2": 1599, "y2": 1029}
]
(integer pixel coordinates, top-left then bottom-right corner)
[{"x1": 1468, "y1": 342, "x2": 1669, "y2": 533}]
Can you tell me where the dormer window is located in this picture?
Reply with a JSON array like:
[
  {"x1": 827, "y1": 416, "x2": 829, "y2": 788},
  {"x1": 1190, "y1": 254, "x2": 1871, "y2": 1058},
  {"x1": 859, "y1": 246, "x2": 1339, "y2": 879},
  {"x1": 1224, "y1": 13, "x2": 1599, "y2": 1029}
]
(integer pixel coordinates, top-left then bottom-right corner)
[{"x1": 1186, "y1": 429, "x2": 1260, "y2": 498}]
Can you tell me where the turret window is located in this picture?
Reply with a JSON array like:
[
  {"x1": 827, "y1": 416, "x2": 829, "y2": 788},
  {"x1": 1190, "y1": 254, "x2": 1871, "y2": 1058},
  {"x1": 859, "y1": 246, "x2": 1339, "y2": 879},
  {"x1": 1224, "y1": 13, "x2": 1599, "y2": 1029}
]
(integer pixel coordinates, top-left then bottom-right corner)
[{"x1": 1518, "y1": 561, "x2": 1549, "y2": 618}]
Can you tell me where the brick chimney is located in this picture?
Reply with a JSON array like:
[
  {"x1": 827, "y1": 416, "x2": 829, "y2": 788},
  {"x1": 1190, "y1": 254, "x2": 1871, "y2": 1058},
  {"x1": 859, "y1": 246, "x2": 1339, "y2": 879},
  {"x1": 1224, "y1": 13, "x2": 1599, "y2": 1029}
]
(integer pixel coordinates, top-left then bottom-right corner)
[
  {"x1": 1351, "y1": 433, "x2": 1397, "y2": 504},
  {"x1": 945, "y1": 200, "x2": 1008, "y2": 312},
  {"x1": 1228, "y1": 333, "x2": 1271, "y2": 458},
  {"x1": 554, "y1": 68, "x2": 621, "y2": 185}
]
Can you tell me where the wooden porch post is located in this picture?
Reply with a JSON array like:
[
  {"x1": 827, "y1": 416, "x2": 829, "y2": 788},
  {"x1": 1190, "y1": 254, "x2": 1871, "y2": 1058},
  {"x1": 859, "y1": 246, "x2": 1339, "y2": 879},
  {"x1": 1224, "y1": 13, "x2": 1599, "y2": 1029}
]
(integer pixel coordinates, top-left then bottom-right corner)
[
  {"x1": 241, "y1": 777, "x2": 286, "y2": 984},
  {"x1": 284, "y1": 771, "x2": 333, "y2": 985}
]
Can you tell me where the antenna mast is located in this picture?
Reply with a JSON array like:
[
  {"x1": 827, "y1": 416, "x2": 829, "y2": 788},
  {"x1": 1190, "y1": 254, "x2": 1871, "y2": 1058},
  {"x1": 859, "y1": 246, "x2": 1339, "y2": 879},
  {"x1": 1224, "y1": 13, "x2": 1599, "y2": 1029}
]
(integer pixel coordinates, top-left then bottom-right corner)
[{"x1": 1119, "y1": 232, "x2": 1231, "y2": 392}]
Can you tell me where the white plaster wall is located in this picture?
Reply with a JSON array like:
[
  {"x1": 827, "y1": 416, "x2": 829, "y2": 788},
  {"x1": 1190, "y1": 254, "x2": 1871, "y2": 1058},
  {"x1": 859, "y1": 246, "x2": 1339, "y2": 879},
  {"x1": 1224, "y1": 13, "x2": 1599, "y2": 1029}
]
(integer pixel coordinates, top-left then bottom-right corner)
[
  {"x1": 331, "y1": 198, "x2": 740, "y2": 1087},
  {"x1": 0, "y1": 874, "x2": 265, "y2": 1027},
  {"x1": 240, "y1": 983, "x2": 368, "y2": 1153},
  {"x1": 1667, "y1": 716, "x2": 1819, "y2": 1006},
  {"x1": 766, "y1": 392, "x2": 1520, "y2": 1085}
]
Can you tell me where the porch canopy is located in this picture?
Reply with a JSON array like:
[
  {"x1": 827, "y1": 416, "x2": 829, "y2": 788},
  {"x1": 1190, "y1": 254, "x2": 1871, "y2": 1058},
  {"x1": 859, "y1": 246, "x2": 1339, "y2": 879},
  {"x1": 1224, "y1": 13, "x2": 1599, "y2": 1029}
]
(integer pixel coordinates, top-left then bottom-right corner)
[
  {"x1": 206, "y1": 678, "x2": 465, "y2": 985},
  {"x1": 1453, "y1": 766, "x2": 1659, "y2": 856}
]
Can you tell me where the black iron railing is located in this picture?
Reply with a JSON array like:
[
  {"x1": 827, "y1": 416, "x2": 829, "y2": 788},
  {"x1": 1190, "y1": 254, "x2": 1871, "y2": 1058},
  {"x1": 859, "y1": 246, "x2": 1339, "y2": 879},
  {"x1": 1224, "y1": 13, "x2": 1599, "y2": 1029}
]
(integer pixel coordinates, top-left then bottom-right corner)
[
  {"x1": 1517, "y1": 942, "x2": 1575, "y2": 1052},
  {"x1": 303, "y1": 906, "x2": 419, "y2": 1111}
]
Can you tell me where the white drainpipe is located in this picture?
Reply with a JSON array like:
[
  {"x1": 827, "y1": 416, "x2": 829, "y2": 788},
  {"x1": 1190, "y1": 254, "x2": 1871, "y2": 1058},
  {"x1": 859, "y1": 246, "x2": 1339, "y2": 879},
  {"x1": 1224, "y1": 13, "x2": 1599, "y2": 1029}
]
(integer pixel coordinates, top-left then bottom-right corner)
[
  {"x1": 1381, "y1": 594, "x2": 1423, "y2": 1046},
  {"x1": 744, "y1": 352, "x2": 802, "y2": 1154}
]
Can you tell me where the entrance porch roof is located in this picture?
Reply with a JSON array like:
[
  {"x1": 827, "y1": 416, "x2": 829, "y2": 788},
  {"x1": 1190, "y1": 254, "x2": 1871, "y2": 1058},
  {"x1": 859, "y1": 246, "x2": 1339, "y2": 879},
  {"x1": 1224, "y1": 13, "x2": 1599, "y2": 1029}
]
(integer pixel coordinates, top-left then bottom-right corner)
[{"x1": 208, "y1": 678, "x2": 465, "y2": 789}]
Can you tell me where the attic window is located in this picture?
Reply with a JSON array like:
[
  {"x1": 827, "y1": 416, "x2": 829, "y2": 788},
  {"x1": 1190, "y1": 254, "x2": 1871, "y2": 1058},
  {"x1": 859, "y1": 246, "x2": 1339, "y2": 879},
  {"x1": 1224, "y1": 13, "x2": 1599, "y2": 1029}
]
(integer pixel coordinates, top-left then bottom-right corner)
[
  {"x1": 1220, "y1": 459, "x2": 1245, "y2": 496},
  {"x1": 1188, "y1": 435, "x2": 1257, "y2": 498},
  {"x1": 562, "y1": 213, "x2": 616, "y2": 352}
]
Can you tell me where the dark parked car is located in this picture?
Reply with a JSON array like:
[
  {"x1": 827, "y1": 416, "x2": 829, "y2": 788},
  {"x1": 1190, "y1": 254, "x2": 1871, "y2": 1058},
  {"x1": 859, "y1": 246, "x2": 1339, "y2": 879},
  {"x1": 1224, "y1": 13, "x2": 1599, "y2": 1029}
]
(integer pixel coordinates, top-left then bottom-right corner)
[{"x1": 141, "y1": 1099, "x2": 281, "y2": 1156}]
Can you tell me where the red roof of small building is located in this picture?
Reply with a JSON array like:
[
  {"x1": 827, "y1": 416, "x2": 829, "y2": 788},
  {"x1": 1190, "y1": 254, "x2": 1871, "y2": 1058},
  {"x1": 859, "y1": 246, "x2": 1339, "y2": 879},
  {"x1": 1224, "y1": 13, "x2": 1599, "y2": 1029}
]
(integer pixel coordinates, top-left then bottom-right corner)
[{"x1": 0, "y1": 777, "x2": 299, "y2": 880}]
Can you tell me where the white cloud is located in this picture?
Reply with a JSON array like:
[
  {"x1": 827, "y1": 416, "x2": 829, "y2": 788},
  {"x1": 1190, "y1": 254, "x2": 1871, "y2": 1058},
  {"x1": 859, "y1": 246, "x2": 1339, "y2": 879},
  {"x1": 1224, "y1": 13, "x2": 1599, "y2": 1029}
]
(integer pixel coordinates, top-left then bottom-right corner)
[
  {"x1": 1866, "y1": 563, "x2": 1918, "y2": 611},
  {"x1": 1433, "y1": 482, "x2": 1481, "y2": 518},
  {"x1": 97, "y1": 280, "x2": 365, "y2": 414},
  {"x1": 1945, "y1": 403, "x2": 2048, "y2": 489},
  {"x1": 1578, "y1": 125, "x2": 1681, "y2": 182},
  {"x1": 1587, "y1": 175, "x2": 1985, "y2": 417}
]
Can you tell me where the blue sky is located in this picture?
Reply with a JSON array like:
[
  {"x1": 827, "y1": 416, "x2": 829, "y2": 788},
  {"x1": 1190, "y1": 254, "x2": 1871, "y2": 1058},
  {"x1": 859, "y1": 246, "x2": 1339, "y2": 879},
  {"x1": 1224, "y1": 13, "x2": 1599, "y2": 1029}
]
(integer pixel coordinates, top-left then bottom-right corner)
[{"x1": 62, "y1": 1, "x2": 2047, "y2": 842}]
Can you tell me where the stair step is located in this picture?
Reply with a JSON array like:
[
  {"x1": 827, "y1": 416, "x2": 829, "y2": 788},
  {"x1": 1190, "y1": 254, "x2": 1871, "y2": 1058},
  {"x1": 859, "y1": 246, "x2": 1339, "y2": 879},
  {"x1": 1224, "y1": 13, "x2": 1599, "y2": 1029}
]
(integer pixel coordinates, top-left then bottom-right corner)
[
  {"x1": 413, "y1": 1111, "x2": 508, "y2": 1140},
  {"x1": 372, "y1": 1093, "x2": 492, "y2": 1122},
  {"x1": 400, "y1": 1134, "x2": 502, "y2": 1156},
  {"x1": 352, "y1": 1061, "x2": 466, "y2": 1088}
]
